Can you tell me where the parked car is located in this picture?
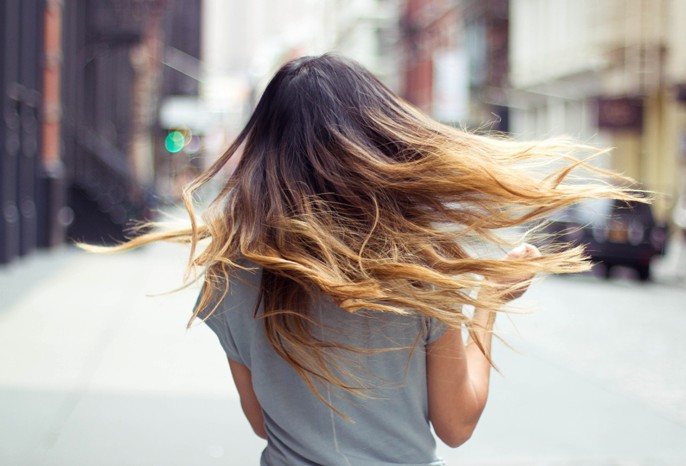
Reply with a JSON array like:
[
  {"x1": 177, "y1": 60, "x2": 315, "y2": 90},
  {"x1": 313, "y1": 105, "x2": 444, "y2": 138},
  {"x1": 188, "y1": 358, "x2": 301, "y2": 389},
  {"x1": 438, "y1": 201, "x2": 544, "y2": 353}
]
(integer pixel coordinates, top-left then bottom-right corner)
[{"x1": 544, "y1": 197, "x2": 668, "y2": 281}]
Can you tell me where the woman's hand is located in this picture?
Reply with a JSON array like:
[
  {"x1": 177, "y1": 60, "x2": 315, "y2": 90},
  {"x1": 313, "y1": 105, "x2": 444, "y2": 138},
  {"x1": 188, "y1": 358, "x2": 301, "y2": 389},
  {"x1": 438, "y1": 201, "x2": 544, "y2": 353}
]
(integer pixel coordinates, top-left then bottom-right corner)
[{"x1": 501, "y1": 243, "x2": 542, "y2": 302}]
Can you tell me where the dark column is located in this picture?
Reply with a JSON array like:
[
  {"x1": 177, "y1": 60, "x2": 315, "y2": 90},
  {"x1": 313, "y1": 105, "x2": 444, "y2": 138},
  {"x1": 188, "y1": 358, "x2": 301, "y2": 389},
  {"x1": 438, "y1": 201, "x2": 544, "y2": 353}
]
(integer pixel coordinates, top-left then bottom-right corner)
[
  {"x1": 1, "y1": 0, "x2": 46, "y2": 264},
  {"x1": 37, "y1": 0, "x2": 67, "y2": 249}
]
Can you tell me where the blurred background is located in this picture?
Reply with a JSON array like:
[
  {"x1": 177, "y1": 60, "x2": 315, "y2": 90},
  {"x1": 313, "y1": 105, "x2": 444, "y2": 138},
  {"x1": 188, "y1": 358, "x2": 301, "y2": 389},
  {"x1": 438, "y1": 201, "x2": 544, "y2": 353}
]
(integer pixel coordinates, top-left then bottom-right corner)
[{"x1": 1, "y1": 0, "x2": 685, "y2": 465}]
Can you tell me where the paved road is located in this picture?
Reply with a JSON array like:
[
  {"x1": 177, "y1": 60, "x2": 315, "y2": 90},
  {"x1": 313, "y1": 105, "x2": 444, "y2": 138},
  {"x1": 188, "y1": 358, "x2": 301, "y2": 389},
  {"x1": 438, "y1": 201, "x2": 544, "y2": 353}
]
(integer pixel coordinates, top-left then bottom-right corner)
[{"x1": 0, "y1": 242, "x2": 684, "y2": 465}]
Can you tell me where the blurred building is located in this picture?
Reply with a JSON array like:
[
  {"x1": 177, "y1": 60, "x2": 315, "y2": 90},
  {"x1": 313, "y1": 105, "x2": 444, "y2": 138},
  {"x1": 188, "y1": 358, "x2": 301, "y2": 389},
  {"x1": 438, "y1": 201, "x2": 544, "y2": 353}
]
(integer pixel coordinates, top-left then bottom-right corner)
[
  {"x1": 0, "y1": 0, "x2": 201, "y2": 265},
  {"x1": 509, "y1": 0, "x2": 686, "y2": 223},
  {"x1": 198, "y1": 0, "x2": 335, "y2": 174},
  {"x1": 156, "y1": 0, "x2": 203, "y2": 200},
  {"x1": 463, "y1": 0, "x2": 509, "y2": 131},
  {"x1": 1, "y1": 0, "x2": 47, "y2": 264},
  {"x1": 199, "y1": 0, "x2": 403, "y2": 174},
  {"x1": 330, "y1": 0, "x2": 403, "y2": 93},
  {"x1": 398, "y1": 0, "x2": 509, "y2": 131}
]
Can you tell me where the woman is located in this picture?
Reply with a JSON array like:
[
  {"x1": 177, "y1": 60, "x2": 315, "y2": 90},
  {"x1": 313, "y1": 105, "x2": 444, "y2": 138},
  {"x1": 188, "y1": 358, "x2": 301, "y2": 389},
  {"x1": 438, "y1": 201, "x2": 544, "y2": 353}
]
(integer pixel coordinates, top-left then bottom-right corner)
[{"x1": 78, "y1": 53, "x2": 646, "y2": 465}]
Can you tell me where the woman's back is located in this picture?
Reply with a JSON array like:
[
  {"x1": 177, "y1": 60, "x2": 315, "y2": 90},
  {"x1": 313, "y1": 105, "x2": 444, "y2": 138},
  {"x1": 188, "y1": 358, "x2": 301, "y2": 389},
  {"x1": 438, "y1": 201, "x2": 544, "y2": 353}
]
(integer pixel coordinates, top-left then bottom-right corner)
[{"x1": 198, "y1": 258, "x2": 448, "y2": 466}]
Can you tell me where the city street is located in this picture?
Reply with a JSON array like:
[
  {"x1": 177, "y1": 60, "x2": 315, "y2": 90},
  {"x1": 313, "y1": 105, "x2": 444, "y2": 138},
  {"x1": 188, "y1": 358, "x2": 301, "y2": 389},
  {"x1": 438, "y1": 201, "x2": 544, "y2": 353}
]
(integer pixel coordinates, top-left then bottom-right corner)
[
  {"x1": 1, "y1": 241, "x2": 685, "y2": 466},
  {"x1": 3, "y1": 0, "x2": 686, "y2": 465}
]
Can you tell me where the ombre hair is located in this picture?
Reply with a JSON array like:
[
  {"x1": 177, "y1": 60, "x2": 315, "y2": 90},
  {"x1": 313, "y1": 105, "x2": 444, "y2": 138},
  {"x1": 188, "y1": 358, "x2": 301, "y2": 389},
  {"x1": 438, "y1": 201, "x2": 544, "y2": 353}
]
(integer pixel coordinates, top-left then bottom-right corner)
[{"x1": 77, "y1": 52, "x2": 648, "y2": 416}]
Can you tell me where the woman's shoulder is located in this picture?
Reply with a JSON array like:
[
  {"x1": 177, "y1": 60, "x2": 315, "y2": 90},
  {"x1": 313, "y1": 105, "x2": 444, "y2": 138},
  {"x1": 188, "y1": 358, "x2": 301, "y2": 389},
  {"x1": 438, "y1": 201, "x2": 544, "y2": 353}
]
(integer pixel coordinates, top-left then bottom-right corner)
[
  {"x1": 196, "y1": 256, "x2": 262, "y2": 318},
  {"x1": 226, "y1": 255, "x2": 262, "y2": 288}
]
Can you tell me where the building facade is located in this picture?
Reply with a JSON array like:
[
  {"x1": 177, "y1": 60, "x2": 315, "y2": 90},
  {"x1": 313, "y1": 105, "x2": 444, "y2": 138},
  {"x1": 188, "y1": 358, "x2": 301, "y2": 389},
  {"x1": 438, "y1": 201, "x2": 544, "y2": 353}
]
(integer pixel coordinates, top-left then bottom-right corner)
[
  {"x1": 199, "y1": 0, "x2": 403, "y2": 176},
  {"x1": 2, "y1": 0, "x2": 58, "y2": 264},
  {"x1": 0, "y1": 0, "x2": 201, "y2": 265},
  {"x1": 330, "y1": 0, "x2": 403, "y2": 93},
  {"x1": 398, "y1": 0, "x2": 509, "y2": 130},
  {"x1": 509, "y1": 0, "x2": 686, "y2": 223}
]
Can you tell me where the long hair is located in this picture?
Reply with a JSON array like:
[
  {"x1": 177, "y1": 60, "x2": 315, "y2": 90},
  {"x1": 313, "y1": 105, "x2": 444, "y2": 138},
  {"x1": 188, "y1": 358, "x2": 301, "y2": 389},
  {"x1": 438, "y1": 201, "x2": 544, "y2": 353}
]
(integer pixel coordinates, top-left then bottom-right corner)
[{"x1": 77, "y1": 52, "x2": 648, "y2": 417}]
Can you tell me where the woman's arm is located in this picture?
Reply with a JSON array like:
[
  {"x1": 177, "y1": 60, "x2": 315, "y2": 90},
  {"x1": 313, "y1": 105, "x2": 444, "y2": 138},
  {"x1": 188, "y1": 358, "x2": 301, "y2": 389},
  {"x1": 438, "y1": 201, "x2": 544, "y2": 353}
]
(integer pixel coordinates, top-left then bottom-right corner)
[
  {"x1": 426, "y1": 311, "x2": 492, "y2": 448},
  {"x1": 228, "y1": 358, "x2": 268, "y2": 440},
  {"x1": 426, "y1": 243, "x2": 540, "y2": 448}
]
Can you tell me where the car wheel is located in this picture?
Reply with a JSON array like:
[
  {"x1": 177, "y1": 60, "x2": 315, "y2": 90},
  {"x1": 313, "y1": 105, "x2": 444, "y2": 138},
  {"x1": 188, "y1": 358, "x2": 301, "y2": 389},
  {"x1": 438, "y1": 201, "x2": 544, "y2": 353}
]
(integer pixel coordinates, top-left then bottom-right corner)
[{"x1": 636, "y1": 264, "x2": 651, "y2": 282}]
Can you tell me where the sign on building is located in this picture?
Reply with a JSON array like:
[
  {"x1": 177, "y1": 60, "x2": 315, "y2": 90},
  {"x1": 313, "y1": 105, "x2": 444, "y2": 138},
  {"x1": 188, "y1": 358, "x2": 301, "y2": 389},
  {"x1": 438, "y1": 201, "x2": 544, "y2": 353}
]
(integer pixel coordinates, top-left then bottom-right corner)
[{"x1": 596, "y1": 96, "x2": 643, "y2": 132}]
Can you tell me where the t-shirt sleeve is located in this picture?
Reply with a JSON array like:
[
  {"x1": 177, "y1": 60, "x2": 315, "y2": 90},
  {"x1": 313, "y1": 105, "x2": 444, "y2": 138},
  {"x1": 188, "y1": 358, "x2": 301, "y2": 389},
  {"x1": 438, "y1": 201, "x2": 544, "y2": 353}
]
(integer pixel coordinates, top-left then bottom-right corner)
[
  {"x1": 192, "y1": 280, "x2": 252, "y2": 367},
  {"x1": 199, "y1": 305, "x2": 245, "y2": 365},
  {"x1": 424, "y1": 315, "x2": 450, "y2": 345}
]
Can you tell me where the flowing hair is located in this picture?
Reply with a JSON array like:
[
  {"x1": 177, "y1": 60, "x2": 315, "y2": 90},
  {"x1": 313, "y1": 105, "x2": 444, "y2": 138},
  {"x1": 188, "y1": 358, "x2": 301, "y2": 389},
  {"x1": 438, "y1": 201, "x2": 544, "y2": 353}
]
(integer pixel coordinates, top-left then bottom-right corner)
[{"x1": 76, "y1": 52, "x2": 649, "y2": 417}]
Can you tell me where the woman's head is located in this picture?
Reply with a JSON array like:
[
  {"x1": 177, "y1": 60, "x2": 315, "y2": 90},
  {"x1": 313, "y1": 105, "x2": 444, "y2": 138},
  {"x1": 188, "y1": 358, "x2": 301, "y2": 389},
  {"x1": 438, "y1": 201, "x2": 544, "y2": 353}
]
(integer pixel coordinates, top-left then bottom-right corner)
[
  {"x1": 78, "y1": 52, "x2": 649, "y2": 416},
  {"x1": 208, "y1": 52, "x2": 472, "y2": 237}
]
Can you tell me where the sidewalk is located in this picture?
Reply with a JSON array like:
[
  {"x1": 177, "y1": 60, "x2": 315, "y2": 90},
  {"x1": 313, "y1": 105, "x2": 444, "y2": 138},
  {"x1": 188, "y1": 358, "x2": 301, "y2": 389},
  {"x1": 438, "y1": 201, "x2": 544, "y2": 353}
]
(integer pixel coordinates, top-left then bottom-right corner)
[
  {"x1": 653, "y1": 233, "x2": 686, "y2": 285},
  {"x1": 0, "y1": 242, "x2": 266, "y2": 465}
]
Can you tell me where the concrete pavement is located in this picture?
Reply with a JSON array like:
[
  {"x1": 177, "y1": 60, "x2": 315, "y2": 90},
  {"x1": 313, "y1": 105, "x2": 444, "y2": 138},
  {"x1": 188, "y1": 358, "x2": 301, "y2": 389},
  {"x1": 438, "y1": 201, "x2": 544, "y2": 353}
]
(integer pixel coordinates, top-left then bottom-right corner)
[{"x1": 0, "y1": 241, "x2": 684, "y2": 465}]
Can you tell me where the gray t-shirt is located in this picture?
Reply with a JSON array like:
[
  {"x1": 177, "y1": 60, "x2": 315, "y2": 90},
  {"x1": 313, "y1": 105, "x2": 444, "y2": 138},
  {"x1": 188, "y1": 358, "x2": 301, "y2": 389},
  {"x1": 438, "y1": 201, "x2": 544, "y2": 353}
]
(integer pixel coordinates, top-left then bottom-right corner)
[{"x1": 196, "y1": 258, "x2": 449, "y2": 466}]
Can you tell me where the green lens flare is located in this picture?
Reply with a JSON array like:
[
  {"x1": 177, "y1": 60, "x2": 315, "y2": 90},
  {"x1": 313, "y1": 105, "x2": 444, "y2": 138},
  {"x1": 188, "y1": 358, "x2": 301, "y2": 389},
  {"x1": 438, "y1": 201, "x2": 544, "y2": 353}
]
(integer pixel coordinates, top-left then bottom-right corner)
[{"x1": 165, "y1": 130, "x2": 186, "y2": 153}]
